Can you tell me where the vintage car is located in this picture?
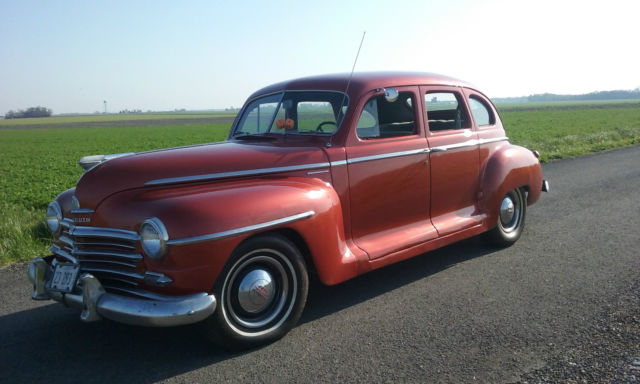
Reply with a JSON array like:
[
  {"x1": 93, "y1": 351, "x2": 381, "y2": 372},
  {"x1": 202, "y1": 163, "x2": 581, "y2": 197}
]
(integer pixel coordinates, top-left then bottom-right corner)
[{"x1": 28, "y1": 72, "x2": 548, "y2": 349}]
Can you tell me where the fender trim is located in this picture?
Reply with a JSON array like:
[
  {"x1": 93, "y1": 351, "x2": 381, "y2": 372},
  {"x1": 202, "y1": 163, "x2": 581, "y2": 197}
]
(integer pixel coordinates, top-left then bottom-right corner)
[{"x1": 167, "y1": 211, "x2": 316, "y2": 246}]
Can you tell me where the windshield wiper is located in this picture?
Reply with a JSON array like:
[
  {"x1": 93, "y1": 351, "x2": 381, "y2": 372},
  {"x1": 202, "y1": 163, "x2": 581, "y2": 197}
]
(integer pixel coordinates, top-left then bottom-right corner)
[{"x1": 233, "y1": 133, "x2": 278, "y2": 141}]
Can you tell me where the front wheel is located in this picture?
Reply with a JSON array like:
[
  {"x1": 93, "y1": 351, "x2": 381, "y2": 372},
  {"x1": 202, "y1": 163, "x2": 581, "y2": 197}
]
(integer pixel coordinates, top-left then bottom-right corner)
[
  {"x1": 203, "y1": 234, "x2": 308, "y2": 350},
  {"x1": 484, "y1": 187, "x2": 527, "y2": 247}
]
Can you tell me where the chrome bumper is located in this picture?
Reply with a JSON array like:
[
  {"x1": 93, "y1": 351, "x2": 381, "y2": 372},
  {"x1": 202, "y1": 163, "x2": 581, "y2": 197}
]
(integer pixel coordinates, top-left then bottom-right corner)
[{"x1": 28, "y1": 258, "x2": 216, "y2": 327}]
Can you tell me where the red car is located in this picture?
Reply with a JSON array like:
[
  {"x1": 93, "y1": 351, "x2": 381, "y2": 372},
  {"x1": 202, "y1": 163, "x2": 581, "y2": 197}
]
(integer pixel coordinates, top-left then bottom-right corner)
[{"x1": 28, "y1": 72, "x2": 548, "y2": 349}]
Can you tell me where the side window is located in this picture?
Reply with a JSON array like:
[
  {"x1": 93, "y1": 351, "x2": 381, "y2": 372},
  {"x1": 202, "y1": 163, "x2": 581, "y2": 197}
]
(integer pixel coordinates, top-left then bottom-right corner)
[
  {"x1": 425, "y1": 92, "x2": 470, "y2": 131},
  {"x1": 356, "y1": 92, "x2": 416, "y2": 139},
  {"x1": 468, "y1": 96, "x2": 495, "y2": 126}
]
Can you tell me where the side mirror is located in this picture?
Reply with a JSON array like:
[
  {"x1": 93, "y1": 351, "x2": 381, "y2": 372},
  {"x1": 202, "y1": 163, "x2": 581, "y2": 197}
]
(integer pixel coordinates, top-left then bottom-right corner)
[{"x1": 384, "y1": 88, "x2": 399, "y2": 103}]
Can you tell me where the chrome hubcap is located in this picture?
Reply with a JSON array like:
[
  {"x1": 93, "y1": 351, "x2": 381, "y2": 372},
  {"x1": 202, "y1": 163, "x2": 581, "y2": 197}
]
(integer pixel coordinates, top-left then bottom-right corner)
[
  {"x1": 223, "y1": 251, "x2": 296, "y2": 333},
  {"x1": 499, "y1": 190, "x2": 522, "y2": 233},
  {"x1": 500, "y1": 196, "x2": 515, "y2": 225},
  {"x1": 237, "y1": 269, "x2": 275, "y2": 313}
]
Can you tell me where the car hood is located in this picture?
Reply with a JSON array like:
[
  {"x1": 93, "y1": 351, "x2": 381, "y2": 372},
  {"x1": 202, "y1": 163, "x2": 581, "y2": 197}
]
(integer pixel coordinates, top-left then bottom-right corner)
[{"x1": 74, "y1": 141, "x2": 328, "y2": 209}]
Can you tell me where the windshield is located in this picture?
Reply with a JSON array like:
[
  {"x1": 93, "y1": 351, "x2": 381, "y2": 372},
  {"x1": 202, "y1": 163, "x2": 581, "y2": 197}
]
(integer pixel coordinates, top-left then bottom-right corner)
[{"x1": 233, "y1": 91, "x2": 349, "y2": 137}]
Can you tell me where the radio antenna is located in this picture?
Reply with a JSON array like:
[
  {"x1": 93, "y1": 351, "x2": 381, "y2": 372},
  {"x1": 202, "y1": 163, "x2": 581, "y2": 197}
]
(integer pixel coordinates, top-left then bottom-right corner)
[{"x1": 337, "y1": 31, "x2": 366, "y2": 125}]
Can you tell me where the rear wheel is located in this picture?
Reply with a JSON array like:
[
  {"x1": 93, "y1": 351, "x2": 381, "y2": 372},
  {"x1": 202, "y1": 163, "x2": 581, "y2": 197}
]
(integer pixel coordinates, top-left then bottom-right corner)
[
  {"x1": 204, "y1": 234, "x2": 308, "y2": 350},
  {"x1": 485, "y1": 188, "x2": 527, "y2": 247}
]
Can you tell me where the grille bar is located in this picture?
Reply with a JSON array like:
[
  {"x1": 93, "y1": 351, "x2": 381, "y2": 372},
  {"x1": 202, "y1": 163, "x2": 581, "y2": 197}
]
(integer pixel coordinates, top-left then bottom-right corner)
[
  {"x1": 61, "y1": 219, "x2": 140, "y2": 242},
  {"x1": 73, "y1": 249, "x2": 142, "y2": 262},
  {"x1": 54, "y1": 219, "x2": 143, "y2": 291},
  {"x1": 50, "y1": 244, "x2": 78, "y2": 264},
  {"x1": 79, "y1": 259, "x2": 138, "y2": 268},
  {"x1": 80, "y1": 266, "x2": 144, "y2": 282}
]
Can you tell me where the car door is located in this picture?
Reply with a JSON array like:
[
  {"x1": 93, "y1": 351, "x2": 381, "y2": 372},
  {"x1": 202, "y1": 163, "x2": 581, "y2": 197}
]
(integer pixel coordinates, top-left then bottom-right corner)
[
  {"x1": 421, "y1": 86, "x2": 483, "y2": 236},
  {"x1": 346, "y1": 86, "x2": 437, "y2": 260}
]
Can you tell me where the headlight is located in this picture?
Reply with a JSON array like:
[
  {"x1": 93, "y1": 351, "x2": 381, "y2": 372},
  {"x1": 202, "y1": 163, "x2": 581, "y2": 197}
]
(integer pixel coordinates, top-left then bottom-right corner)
[
  {"x1": 140, "y1": 217, "x2": 169, "y2": 260},
  {"x1": 46, "y1": 201, "x2": 62, "y2": 235}
]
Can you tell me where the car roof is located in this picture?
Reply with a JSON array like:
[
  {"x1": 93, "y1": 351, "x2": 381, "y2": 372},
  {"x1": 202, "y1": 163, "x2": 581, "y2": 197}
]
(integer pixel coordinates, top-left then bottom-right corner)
[{"x1": 247, "y1": 72, "x2": 474, "y2": 100}]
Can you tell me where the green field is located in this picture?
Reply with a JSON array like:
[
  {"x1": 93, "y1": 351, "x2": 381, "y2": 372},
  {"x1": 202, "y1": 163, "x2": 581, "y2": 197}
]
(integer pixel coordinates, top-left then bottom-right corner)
[
  {"x1": 498, "y1": 103, "x2": 640, "y2": 161},
  {"x1": 1, "y1": 101, "x2": 639, "y2": 265},
  {"x1": 1, "y1": 118, "x2": 232, "y2": 265}
]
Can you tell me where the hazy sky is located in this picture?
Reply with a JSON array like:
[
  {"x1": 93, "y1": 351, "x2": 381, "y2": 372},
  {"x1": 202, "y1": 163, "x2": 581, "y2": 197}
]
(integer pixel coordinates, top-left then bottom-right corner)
[{"x1": 1, "y1": 0, "x2": 638, "y2": 114}]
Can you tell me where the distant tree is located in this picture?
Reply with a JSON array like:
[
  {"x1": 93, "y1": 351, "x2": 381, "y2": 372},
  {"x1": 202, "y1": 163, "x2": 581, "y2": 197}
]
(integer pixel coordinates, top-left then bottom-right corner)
[{"x1": 5, "y1": 106, "x2": 52, "y2": 119}]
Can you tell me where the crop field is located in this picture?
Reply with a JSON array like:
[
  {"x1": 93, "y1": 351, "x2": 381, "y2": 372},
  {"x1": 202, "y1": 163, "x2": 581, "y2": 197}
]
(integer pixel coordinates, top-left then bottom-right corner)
[
  {"x1": 499, "y1": 101, "x2": 640, "y2": 161},
  {"x1": 0, "y1": 112, "x2": 237, "y2": 127},
  {"x1": 1, "y1": 102, "x2": 639, "y2": 265}
]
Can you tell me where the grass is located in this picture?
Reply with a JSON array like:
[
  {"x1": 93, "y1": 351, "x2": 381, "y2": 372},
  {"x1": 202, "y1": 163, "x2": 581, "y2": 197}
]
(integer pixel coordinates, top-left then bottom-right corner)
[
  {"x1": 1, "y1": 101, "x2": 639, "y2": 266},
  {"x1": 0, "y1": 122, "x2": 231, "y2": 266},
  {"x1": 499, "y1": 105, "x2": 640, "y2": 161},
  {"x1": 495, "y1": 99, "x2": 640, "y2": 112}
]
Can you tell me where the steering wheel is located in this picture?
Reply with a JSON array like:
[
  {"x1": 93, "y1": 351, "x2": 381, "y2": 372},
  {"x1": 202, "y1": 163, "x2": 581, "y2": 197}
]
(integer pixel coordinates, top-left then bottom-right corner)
[{"x1": 316, "y1": 121, "x2": 337, "y2": 132}]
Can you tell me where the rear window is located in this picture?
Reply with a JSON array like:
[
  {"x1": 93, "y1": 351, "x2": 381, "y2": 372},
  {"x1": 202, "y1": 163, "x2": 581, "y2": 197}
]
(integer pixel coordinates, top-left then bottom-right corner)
[
  {"x1": 425, "y1": 92, "x2": 470, "y2": 131},
  {"x1": 468, "y1": 96, "x2": 495, "y2": 126}
]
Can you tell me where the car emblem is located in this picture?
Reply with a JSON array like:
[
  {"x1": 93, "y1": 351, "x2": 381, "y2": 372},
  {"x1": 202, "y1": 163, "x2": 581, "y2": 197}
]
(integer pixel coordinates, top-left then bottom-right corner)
[{"x1": 252, "y1": 285, "x2": 270, "y2": 300}]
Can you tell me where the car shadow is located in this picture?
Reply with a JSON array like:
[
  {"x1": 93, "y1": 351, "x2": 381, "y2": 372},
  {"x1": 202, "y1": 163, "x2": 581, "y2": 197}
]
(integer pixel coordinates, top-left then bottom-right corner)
[
  {"x1": 301, "y1": 236, "x2": 495, "y2": 324},
  {"x1": 0, "y1": 237, "x2": 493, "y2": 383}
]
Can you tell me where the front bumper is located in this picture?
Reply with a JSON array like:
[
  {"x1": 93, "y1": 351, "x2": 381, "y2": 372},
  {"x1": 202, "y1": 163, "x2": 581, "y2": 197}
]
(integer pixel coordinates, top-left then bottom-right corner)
[
  {"x1": 542, "y1": 179, "x2": 550, "y2": 192},
  {"x1": 28, "y1": 258, "x2": 216, "y2": 327}
]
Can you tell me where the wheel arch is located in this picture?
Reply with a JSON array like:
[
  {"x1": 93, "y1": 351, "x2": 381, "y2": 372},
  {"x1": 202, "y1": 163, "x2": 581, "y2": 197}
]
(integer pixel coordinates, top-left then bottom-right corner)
[
  {"x1": 479, "y1": 143, "x2": 542, "y2": 228},
  {"x1": 238, "y1": 228, "x2": 318, "y2": 279}
]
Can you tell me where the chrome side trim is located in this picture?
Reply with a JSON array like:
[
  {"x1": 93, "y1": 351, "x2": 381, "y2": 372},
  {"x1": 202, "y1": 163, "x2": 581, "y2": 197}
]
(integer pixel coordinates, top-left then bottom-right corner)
[
  {"x1": 145, "y1": 163, "x2": 330, "y2": 186},
  {"x1": 143, "y1": 137, "x2": 508, "y2": 185},
  {"x1": 168, "y1": 211, "x2": 315, "y2": 246},
  {"x1": 330, "y1": 148, "x2": 429, "y2": 167},
  {"x1": 347, "y1": 148, "x2": 429, "y2": 164},
  {"x1": 430, "y1": 136, "x2": 509, "y2": 152},
  {"x1": 307, "y1": 169, "x2": 329, "y2": 175},
  {"x1": 431, "y1": 139, "x2": 478, "y2": 152},
  {"x1": 478, "y1": 136, "x2": 509, "y2": 145}
]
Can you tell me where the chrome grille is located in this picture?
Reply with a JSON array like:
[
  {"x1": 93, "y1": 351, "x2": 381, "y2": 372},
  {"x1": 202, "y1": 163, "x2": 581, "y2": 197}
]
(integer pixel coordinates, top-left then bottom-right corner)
[{"x1": 52, "y1": 219, "x2": 144, "y2": 291}]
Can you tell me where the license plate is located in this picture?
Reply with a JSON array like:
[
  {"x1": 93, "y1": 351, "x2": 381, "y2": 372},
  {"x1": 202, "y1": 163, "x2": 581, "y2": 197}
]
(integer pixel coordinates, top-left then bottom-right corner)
[{"x1": 49, "y1": 263, "x2": 80, "y2": 293}]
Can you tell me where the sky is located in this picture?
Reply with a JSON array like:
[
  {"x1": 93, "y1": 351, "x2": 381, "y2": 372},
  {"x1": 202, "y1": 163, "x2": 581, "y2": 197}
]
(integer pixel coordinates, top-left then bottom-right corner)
[{"x1": 1, "y1": 0, "x2": 638, "y2": 114}]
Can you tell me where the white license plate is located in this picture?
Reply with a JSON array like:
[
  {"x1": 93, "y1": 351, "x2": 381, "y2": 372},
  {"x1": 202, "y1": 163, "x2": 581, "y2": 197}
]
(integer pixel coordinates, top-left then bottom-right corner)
[{"x1": 49, "y1": 263, "x2": 80, "y2": 293}]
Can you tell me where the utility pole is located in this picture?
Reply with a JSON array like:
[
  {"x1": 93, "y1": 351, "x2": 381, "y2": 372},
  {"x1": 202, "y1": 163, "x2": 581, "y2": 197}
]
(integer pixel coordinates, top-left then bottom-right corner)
[{"x1": 103, "y1": 100, "x2": 107, "y2": 114}]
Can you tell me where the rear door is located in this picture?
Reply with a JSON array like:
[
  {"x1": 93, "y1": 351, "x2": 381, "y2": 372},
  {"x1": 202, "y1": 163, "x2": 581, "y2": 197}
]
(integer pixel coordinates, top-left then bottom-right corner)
[{"x1": 421, "y1": 86, "x2": 483, "y2": 236}]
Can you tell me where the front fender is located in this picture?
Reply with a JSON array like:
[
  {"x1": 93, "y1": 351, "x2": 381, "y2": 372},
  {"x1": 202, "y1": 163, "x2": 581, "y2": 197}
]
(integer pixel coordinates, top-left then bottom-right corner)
[
  {"x1": 95, "y1": 177, "x2": 355, "y2": 292},
  {"x1": 479, "y1": 143, "x2": 543, "y2": 227}
]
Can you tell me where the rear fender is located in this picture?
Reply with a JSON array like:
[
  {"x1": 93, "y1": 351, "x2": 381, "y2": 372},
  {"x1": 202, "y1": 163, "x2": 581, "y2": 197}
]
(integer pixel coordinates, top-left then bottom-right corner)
[{"x1": 479, "y1": 144, "x2": 543, "y2": 227}]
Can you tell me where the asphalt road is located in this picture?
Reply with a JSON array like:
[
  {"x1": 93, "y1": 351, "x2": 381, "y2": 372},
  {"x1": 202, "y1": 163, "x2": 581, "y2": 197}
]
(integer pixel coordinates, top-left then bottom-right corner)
[{"x1": 1, "y1": 145, "x2": 639, "y2": 383}]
